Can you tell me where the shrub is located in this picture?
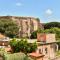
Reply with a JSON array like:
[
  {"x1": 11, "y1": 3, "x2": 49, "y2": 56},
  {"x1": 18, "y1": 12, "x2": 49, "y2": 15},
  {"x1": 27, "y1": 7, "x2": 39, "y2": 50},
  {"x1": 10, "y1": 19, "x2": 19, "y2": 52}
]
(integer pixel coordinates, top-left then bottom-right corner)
[
  {"x1": 0, "y1": 48, "x2": 6, "y2": 57},
  {"x1": 30, "y1": 28, "x2": 44, "y2": 39},
  {"x1": 44, "y1": 27, "x2": 60, "y2": 40},
  {"x1": 0, "y1": 19, "x2": 19, "y2": 38},
  {"x1": 9, "y1": 38, "x2": 37, "y2": 54},
  {"x1": 9, "y1": 38, "x2": 18, "y2": 53},
  {"x1": 3, "y1": 52, "x2": 33, "y2": 60}
]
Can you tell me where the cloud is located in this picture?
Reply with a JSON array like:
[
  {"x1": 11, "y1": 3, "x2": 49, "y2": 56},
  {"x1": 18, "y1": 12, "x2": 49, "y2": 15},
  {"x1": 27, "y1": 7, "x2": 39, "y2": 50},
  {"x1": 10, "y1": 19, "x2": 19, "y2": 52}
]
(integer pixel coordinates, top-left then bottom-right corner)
[
  {"x1": 45, "y1": 9, "x2": 53, "y2": 17},
  {"x1": 16, "y1": 2, "x2": 23, "y2": 6}
]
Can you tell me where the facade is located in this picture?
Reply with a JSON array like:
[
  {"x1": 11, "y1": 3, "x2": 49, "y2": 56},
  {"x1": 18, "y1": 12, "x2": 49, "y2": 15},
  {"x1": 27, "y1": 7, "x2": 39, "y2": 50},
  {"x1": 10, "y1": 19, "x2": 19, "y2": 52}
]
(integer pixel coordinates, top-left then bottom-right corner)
[
  {"x1": 0, "y1": 16, "x2": 41, "y2": 38},
  {"x1": 37, "y1": 43, "x2": 56, "y2": 60},
  {"x1": 0, "y1": 33, "x2": 9, "y2": 47},
  {"x1": 36, "y1": 33, "x2": 57, "y2": 60},
  {"x1": 27, "y1": 34, "x2": 57, "y2": 60},
  {"x1": 37, "y1": 33, "x2": 56, "y2": 42}
]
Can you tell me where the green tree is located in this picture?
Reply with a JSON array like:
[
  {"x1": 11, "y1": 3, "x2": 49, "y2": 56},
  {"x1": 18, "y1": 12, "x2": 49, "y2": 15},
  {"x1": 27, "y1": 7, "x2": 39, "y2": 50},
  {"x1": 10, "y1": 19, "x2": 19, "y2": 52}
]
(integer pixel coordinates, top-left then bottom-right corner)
[
  {"x1": 30, "y1": 31, "x2": 37, "y2": 39},
  {"x1": 30, "y1": 28, "x2": 44, "y2": 39},
  {"x1": 44, "y1": 22, "x2": 60, "y2": 29},
  {"x1": 44, "y1": 27, "x2": 60, "y2": 40},
  {"x1": 9, "y1": 38, "x2": 37, "y2": 54},
  {"x1": 0, "y1": 19, "x2": 19, "y2": 38}
]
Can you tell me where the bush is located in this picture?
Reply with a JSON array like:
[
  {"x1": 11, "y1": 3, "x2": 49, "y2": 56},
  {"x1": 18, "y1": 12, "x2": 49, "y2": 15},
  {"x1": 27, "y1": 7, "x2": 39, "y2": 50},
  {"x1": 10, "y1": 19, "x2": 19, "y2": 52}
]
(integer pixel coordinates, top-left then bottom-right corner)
[
  {"x1": 0, "y1": 51, "x2": 5, "y2": 57},
  {"x1": 44, "y1": 27, "x2": 60, "y2": 40},
  {"x1": 30, "y1": 27, "x2": 60, "y2": 40},
  {"x1": 9, "y1": 38, "x2": 37, "y2": 54},
  {"x1": 9, "y1": 38, "x2": 18, "y2": 53},
  {"x1": 0, "y1": 48, "x2": 6, "y2": 56},
  {"x1": 30, "y1": 28, "x2": 44, "y2": 39},
  {"x1": 30, "y1": 31, "x2": 37, "y2": 39},
  {"x1": 0, "y1": 19, "x2": 19, "y2": 38},
  {"x1": 3, "y1": 52, "x2": 33, "y2": 60}
]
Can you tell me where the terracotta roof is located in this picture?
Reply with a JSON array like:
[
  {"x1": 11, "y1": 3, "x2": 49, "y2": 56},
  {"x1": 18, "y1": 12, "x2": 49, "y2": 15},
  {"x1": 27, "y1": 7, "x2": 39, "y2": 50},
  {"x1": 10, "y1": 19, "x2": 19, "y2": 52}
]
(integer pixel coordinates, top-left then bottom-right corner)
[
  {"x1": 29, "y1": 52, "x2": 44, "y2": 58},
  {"x1": 5, "y1": 47, "x2": 11, "y2": 52}
]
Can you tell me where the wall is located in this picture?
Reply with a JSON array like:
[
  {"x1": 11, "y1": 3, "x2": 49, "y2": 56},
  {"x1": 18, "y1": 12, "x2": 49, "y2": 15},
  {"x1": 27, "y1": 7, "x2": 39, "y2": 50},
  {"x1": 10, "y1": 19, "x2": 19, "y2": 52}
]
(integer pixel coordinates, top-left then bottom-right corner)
[
  {"x1": 11, "y1": 16, "x2": 40, "y2": 38},
  {"x1": 37, "y1": 44, "x2": 55, "y2": 60},
  {"x1": 0, "y1": 16, "x2": 41, "y2": 38},
  {"x1": 37, "y1": 33, "x2": 56, "y2": 43}
]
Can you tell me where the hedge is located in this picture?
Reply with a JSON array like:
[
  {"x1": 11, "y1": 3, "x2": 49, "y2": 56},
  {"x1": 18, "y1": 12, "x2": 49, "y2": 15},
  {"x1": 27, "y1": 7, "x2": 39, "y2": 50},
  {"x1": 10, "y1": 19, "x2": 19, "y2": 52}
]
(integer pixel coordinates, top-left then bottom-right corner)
[{"x1": 3, "y1": 52, "x2": 33, "y2": 60}]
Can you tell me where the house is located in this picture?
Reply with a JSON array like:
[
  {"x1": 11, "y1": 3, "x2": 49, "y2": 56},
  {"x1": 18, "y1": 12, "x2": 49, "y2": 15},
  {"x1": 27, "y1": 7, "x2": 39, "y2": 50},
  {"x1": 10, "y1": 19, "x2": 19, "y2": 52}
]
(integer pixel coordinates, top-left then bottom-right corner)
[
  {"x1": 0, "y1": 33, "x2": 9, "y2": 47},
  {"x1": 36, "y1": 33, "x2": 58, "y2": 60},
  {"x1": 0, "y1": 33, "x2": 57, "y2": 60}
]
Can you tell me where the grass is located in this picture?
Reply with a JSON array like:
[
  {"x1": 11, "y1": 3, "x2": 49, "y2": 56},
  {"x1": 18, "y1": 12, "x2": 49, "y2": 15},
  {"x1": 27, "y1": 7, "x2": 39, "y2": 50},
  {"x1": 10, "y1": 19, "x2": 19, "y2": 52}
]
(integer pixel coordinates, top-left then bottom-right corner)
[{"x1": 56, "y1": 50, "x2": 60, "y2": 56}]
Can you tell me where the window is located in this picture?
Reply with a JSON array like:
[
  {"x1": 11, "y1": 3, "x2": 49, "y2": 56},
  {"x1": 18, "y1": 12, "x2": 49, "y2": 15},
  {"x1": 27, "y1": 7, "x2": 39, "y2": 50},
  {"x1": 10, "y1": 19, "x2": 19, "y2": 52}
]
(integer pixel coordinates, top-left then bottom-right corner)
[
  {"x1": 45, "y1": 48, "x2": 48, "y2": 54},
  {"x1": 39, "y1": 49, "x2": 42, "y2": 54}
]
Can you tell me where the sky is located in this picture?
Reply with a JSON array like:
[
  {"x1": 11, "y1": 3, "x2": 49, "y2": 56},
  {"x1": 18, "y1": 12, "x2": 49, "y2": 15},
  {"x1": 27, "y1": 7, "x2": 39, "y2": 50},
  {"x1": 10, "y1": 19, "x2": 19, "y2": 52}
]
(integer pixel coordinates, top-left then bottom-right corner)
[{"x1": 0, "y1": 0, "x2": 60, "y2": 23}]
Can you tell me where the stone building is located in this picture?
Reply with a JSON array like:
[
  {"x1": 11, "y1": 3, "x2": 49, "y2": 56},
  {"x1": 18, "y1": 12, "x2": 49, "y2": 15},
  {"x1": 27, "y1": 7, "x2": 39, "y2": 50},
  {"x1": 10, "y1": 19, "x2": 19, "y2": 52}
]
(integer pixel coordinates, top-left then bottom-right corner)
[
  {"x1": 0, "y1": 16, "x2": 41, "y2": 38},
  {"x1": 37, "y1": 33, "x2": 57, "y2": 60},
  {"x1": 27, "y1": 33, "x2": 57, "y2": 60}
]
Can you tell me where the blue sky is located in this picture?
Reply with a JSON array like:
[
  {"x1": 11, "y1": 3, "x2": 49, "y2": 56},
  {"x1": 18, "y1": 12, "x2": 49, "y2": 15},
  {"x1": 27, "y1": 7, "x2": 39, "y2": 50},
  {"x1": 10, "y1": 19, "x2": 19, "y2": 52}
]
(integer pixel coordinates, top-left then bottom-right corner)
[{"x1": 0, "y1": 0, "x2": 60, "y2": 23}]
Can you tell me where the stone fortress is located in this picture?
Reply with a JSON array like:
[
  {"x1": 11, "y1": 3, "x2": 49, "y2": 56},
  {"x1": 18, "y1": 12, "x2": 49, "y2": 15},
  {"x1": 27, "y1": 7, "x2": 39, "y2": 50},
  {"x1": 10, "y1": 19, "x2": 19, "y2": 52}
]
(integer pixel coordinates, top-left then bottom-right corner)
[{"x1": 0, "y1": 16, "x2": 42, "y2": 38}]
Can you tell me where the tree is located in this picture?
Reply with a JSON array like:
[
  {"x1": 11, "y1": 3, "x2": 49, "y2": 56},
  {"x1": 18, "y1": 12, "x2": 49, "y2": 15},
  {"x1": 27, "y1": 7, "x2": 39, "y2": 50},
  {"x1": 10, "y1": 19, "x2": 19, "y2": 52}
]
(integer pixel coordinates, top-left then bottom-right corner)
[
  {"x1": 30, "y1": 31, "x2": 37, "y2": 39},
  {"x1": 30, "y1": 27, "x2": 60, "y2": 40},
  {"x1": 0, "y1": 19, "x2": 19, "y2": 38},
  {"x1": 44, "y1": 27, "x2": 60, "y2": 40},
  {"x1": 30, "y1": 28, "x2": 44, "y2": 39},
  {"x1": 44, "y1": 22, "x2": 60, "y2": 29},
  {"x1": 9, "y1": 38, "x2": 37, "y2": 54}
]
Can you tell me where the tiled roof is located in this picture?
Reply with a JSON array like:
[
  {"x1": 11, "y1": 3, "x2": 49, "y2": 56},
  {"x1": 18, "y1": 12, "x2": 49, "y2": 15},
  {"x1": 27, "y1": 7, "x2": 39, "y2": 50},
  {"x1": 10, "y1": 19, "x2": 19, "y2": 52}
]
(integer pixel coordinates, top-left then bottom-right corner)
[{"x1": 29, "y1": 52, "x2": 44, "y2": 58}]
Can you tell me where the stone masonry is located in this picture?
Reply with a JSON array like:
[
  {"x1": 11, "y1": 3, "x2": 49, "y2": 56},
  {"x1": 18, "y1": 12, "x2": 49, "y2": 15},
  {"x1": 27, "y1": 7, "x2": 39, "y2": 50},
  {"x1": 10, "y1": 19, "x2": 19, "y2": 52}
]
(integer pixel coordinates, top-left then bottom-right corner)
[{"x1": 0, "y1": 16, "x2": 41, "y2": 38}]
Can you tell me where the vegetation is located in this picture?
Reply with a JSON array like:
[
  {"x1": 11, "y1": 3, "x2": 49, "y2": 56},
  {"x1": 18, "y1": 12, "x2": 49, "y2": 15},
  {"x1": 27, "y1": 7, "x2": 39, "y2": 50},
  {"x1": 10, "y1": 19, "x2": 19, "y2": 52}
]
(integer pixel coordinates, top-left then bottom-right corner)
[
  {"x1": 0, "y1": 46, "x2": 33, "y2": 60},
  {"x1": 9, "y1": 38, "x2": 37, "y2": 54},
  {"x1": 30, "y1": 29, "x2": 44, "y2": 39},
  {"x1": 3, "y1": 52, "x2": 33, "y2": 60},
  {"x1": 44, "y1": 22, "x2": 60, "y2": 29},
  {"x1": 56, "y1": 50, "x2": 60, "y2": 56},
  {"x1": 0, "y1": 39, "x2": 35, "y2": 60},
  {"x1": 0, "y1": 19, "x2": 19, "y2": 38},
  {"x1": 36, "y1": 18, "x2": 40, "y2": 21},
  {"x1": 30, "y1": 27, "x2": 60, "y2": 40},
  {"x1": 44, "y1": 22, "x2": 60, "y2": 40},
  {"x1": 0, "y1": 48, "x2": 5, "y2": 57},
  {"x1": 44, "y1": 27, "x2": 60, "y2": 40},
  {"x1": 30, "y1": 31, "x2": 37, "y2": 39}
]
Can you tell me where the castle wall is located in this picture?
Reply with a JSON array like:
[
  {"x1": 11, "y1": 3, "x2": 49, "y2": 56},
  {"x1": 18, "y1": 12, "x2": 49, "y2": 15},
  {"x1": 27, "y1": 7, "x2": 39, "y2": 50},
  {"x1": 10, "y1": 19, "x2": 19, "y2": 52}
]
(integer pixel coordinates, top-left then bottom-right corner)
[{"x1": 0, "y1": 16, "x2": 41, "y2": 38}]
